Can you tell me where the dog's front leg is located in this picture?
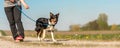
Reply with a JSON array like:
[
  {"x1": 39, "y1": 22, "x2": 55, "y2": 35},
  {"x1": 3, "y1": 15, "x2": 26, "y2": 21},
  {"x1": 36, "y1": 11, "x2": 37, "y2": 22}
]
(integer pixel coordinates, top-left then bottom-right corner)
[
  {"x1": 51, "y1": 31, "x2": 56, "y2": 42},
  {"x1": 37, "y1": 32, "x2": 41, "y2": 41},
  {"x1": 41, "y1": 29, "x2": 46, "y2": 40},
  {"x1": 49, "y1": 26, "x2": 57, "y2": 42}
]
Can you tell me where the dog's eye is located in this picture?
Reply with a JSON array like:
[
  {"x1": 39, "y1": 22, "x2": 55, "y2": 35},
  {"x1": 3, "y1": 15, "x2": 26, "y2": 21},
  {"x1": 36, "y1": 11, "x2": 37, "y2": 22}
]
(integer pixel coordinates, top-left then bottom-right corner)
[{"x1": 54, "y1": 21, "x2": 57, "y2": 22}]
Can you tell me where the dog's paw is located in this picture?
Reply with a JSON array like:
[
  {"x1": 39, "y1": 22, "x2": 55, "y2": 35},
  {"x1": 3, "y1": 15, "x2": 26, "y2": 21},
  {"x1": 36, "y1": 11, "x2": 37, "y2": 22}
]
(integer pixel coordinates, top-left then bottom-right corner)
[
  {"x1": 37, "y1": 37, "x2": 40, "y2": 40},
  {"x1": 38, "y1": 38, "x2": 45, "y2": 42},
  {"x1": 38, "y1": 38, "x2": 43, "y2": 42},
  {"x1": 53, "y1": 40, "x2": 57, "y2": 42}
]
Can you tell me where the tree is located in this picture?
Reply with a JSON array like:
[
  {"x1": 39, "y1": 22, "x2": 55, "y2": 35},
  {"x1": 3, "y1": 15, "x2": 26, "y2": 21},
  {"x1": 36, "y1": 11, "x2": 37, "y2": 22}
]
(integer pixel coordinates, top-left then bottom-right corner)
[
  {"x1": 117, "y1": 25, "x2": 120, "y2": 30},
  {"x1": 97, "y1": 13, "x2": 109, "y2": 30},
  {"x1": 89, "y1": 20, "x2": 99, "y2": 30},
  {"x1": 69, "y1": 24, "x2": 80, "y2": 32},
  {"x1": 81, "y1": 20, "x2": 99, "y2": 30},
  {"x1": 111, "y1": 24, "x2": 118, "y2": 30}
]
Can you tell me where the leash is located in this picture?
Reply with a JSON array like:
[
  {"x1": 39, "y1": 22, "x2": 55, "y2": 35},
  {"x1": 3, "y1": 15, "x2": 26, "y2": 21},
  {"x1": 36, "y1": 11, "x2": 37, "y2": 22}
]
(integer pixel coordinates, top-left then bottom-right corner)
[{"x1": 15, "y1": 4, "x2": 36, "y2": 22}]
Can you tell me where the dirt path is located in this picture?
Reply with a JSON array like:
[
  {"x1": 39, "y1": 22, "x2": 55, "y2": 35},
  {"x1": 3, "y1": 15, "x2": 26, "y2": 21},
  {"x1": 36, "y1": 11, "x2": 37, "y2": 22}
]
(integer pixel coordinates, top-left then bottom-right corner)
[{"x1": 0, "y1": 36, "x2": 120, "y2": 48}]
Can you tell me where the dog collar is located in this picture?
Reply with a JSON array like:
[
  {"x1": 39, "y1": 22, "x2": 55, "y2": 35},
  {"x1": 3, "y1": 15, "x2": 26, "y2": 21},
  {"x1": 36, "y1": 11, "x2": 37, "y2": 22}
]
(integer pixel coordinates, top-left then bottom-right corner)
[{"x1": 48, "y1": 20, "x2": 55, "y2": 26}]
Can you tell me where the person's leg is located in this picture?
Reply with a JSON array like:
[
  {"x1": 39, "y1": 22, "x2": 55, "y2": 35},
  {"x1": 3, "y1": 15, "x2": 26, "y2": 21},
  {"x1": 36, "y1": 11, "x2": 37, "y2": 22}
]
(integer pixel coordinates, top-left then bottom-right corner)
[
  {"x1": 4, "y1": 7, "x2": 18, "y2": 40},
  {"x1": 14, "y1": 6, "x2": 24, "y2": 39}
]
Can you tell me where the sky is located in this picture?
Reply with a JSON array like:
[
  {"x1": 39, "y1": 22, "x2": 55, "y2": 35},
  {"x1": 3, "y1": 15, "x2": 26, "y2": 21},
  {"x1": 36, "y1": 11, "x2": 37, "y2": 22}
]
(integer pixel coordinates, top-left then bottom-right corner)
[{"x1": 0, "y1": 0, "x2": 120, "y2": 31}]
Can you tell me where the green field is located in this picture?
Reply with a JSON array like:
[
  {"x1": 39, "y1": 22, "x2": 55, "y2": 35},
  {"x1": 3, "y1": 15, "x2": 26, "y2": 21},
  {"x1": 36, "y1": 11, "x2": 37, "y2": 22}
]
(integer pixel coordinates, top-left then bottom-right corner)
[{"x1": 2, "y1": 30, "x2": 120, "y2": 41}]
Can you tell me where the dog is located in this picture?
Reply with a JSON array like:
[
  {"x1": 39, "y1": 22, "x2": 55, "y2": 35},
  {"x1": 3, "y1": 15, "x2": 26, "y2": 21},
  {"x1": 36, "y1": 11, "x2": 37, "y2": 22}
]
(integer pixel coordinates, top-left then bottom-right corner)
[{"x1": 35, "y1": 12, "x2": 59, "y2": 42}]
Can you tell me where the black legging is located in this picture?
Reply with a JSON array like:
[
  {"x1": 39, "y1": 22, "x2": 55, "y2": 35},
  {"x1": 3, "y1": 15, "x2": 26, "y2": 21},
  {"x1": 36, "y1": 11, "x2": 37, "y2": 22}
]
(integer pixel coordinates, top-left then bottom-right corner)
[{"x1": 4, "y1": 6, "x2": 24, "y2": 40}]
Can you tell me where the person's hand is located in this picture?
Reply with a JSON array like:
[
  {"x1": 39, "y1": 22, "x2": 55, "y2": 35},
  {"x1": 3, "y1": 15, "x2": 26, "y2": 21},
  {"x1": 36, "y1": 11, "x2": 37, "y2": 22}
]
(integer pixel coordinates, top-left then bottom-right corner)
[
  {"x1": 20, "y1": 0, "x2": 29, "y2": 9},
  {"x1": 10, "y1": 0, "x2": 14, "y2": 2},
  {"x1": 24, "y1": 4, "x2": 29, "y2": 9}
]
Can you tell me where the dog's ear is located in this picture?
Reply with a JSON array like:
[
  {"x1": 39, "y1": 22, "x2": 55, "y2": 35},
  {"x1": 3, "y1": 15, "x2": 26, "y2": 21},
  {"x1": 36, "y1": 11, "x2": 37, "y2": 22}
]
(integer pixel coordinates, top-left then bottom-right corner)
[
  {"x1": 56, "y1": 13, "x2": 59, "y2": 18},
  {"x1": 50, "y1": 12, "x2": 54, "y2": 17}
]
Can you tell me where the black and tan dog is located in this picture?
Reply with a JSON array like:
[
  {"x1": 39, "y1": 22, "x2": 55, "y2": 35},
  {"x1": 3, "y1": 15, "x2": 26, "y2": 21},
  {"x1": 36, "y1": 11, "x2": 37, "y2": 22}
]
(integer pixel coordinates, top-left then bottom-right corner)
[{"x1": 35, "y1": 12, "x2": 59, "y2": 42}]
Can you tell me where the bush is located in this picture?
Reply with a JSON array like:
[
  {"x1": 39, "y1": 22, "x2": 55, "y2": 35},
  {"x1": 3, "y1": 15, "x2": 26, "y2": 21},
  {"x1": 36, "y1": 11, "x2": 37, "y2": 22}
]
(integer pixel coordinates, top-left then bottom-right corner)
[{"x1": 0, "y1": 30, "x2": 7, "y2": 36}]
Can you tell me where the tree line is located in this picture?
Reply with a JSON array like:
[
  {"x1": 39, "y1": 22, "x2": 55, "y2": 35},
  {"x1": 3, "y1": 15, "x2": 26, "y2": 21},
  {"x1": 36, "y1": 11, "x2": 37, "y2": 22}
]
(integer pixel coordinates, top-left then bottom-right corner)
[{"x1": 69, "y1": 13, "x2": 120, "y2": 31}]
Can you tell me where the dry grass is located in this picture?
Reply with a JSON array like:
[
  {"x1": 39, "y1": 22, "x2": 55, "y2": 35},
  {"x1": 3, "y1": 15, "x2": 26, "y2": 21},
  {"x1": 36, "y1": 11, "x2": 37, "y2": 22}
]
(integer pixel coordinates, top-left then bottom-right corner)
[
  {"x1": 2, "y1": 30, "x2": 120, "y2": 41},
  {"x1": 4, "y1": 30, "x2": 120, "y2": 35}
]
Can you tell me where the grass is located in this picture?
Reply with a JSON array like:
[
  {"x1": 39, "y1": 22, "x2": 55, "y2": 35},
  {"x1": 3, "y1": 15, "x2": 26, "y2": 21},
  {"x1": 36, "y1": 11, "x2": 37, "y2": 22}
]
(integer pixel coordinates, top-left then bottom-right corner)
[
  {"x1": 2, "y1": 30, "x2": 120, "y2": 41},
  {"x1": 28, "y1": 33, "x2": 120, "y2": 41},
  {"x1": 44, "y1": 34, "x2": 120, "y2": 41}
]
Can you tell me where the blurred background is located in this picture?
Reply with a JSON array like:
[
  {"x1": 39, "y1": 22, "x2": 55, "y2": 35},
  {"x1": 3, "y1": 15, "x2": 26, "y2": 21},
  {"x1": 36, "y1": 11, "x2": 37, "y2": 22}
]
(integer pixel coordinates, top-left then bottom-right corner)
[
  {"x1": 0, "y1": 0, "x2": 120, "y2": 31},
  {"x1": 0, "y1": 0, "x2": 120, "y2": 40}
]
